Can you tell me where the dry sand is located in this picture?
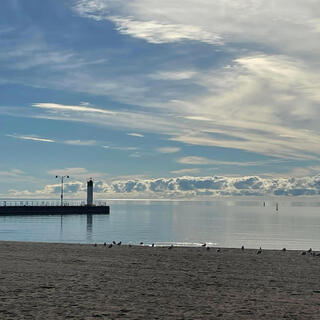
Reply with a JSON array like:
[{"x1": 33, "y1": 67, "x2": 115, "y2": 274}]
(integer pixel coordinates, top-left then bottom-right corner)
[{"x1": 0, "y1": 242, "x2": 319, "y2": 319}]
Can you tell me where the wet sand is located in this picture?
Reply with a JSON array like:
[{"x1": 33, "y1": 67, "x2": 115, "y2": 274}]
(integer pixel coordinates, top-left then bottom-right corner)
[{"x1": 0, "y1": 241, "x2": 319, "y2": 319}]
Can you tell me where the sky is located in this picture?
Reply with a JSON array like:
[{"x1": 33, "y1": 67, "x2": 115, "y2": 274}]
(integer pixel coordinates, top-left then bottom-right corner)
[{"x1": 1, "y1": 0, "x2": 320, "y2": 199}]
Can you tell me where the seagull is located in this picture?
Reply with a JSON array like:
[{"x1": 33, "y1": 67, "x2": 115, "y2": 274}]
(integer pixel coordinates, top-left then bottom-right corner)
[
  {"x1": 241, "y1": 245, "x2": 245, "y2": 251},
  {"x1": 308, "y1": 248, "x2": 312, "y2": 253},
  {"x1": 117, "y1": 241, "x2": 122, "y2": 246},
  {"x1": 103, "y1": 242, "x2": 106, "y2": 247},
  {"x1": 151, "y1": 243, "x2": 155, "y2": 247},
  {"x1": 202, "y1": 243, "x2": 207, "y2": 247},
  {"x1": 282, "y1": 248, "x2": 286, "y2": 251},
  {"x1": 168, "y1": 244, "x2": 173, "y2": 250},
  {"x1": 217, "y1": 248, "x2": 221, "y2": 253},
  {"x1": 112, "y1": 241, "x2": 116, "y2": 245},
  {"x1": 108, "y1": 243, "x2": 113, "y2": 248},
  {"x1": 257, "y1": 247, "x2": 262, "y2": 255}
]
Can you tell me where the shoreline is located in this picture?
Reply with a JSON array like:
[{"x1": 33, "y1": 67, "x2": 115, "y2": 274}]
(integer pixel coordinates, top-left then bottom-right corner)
[
  {"x1": 0, "y1": 239, "x2": 317, "y2": 251},
  {"x1": 0, "y1": 241, "x2": 319, "y2": 319}
]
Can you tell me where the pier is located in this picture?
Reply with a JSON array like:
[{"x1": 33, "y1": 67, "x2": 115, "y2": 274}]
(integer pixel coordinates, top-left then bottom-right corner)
[{"x1": 0, "y1": 179, "x2": 110, "y2": 216}]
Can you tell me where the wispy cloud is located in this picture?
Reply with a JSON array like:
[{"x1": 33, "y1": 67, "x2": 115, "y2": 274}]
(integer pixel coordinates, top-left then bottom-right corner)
[
  {"x1": 156, "y1": 147, "x2": 180, "y2": 154},
  {"x1": 177, "y1": 156, "x2": 213, "y2": 165},
  {"x1": 103, "y1": 146, "x2": 138, "y2": 151},
  {"x1": 127, "y1": 133, "x2": 144, "y2": 138},
  {"x1": 64, "y1": 140, "x2": 97, "y2": 146},
  {"x1": 33, "y1": 103, "x2": 115, "y2": 115},
  {"x1": 6, "y1": 134, "x2": 55, "y2": 143},
  {"x1": 109, "y1": 16, "x2": 222, "y2": 45}
]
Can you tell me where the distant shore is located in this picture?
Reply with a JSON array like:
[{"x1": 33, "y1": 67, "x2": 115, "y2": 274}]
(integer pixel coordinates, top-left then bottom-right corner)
[{"x1": 0, "y1": 241, "x2": 319, "y2": 319}]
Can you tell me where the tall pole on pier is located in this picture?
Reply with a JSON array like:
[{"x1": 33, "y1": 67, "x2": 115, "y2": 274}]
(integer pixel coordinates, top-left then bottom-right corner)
[{"x1": 56, "y1": 175, "x2": 70, "y2": 206}]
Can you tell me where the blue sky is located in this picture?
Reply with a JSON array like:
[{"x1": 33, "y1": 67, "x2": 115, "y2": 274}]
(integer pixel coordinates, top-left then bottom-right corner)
[{"x1": 1, "y1": 0, "x2": 320, "y2": 199}]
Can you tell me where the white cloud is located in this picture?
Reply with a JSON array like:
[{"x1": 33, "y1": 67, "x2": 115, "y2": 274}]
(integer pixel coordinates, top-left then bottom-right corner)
[
  {"x1": 127, "y1": 132, "x2": 144, "y2": 138},
  {"x1": 177, "y1": 156, "x2": 213, "y2": 165},
  {"x1": 64, "y1": 140, "x2": 97, "y2": 146},
  {"x1": 103, "y1": 145, "x2": 138, "y2": 151},
  {"x1": 0, "y1": 169, "x2": 25, "y2": 178},
  {"x1": 9, "y1": 174, "x2": 320, "y2": 199},
  {"x1": 150, "y1": 71, "x2": 198, "y2": 81},
  {"x1": 109, "y1": 16, "x2": 222, "y2": 45},
  {"x1": 6, "y1": 134, "x2": 55, "y2": 143},
  {"x1": 156, "y1": 147, "x2": 180, "y2": 154},
  {"x1": 73, "y1": 0, "x2": 320, "y2": 56},
  {"x1": 33, "y1": 103, "x2": 115, "y2": 115}
]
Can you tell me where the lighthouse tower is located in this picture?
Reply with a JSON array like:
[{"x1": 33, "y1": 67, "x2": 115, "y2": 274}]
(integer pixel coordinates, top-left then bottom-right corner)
[{"x1": 87, "y1": 179, "x2": 94, "y2": 206}]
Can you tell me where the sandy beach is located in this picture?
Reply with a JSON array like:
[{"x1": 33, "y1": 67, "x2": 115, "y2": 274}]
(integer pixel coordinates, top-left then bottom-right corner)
[{"x1": 0, "y1": 242, "x2": 319, "y2": 319}]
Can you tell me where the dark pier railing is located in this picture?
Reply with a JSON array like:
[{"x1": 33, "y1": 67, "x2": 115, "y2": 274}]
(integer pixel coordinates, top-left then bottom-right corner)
[{"x1": 0, "y1": 200, "x2": 110, "y2": 216}]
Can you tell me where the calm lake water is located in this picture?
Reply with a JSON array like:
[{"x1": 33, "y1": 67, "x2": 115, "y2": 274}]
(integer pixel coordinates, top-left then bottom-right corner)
[{"x1": 0, "y1": 199, "x2": 320, "y2": 250}]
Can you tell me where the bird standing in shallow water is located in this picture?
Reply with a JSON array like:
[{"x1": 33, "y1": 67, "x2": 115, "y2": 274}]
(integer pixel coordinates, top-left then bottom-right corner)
[
  {"x1": 151, "y1": 243, "x2": 155, "y2": 247},
  {"x1": 241, "y1": 245, "x2": 244, "y2": 251},
  {"x1": 108, "y1": 243, "x2": 113, "y2": 248},
  {"x1": 94, "y1": 243, "x2": 97, "y2": 247},
  {"x1": 282, "y1": 248, "x2": 286, "y2": 251},
  {"x1": 168, "y1": 244, "x2": 173, "y2": 250},
  {"x1": 257, "y1": 247, "x2": 262, "y2": 254},
  {"x1": 117, "y1": 241, "x2": 122, "y2": 246},
  {"x1": 140, "y1": 242, "x2": 143, "y2": 245},
  {"x1": 112, "y1": 241, "x2": 116, "y2": 245},
  {"x1": 217, "y1": 248, "x2": 221, "y2": 253},
  {"x1": 202, "y1": 243, "x2": 206, "y2": 247},
  {"x1": 103, "y1": 242, "x2": 106, "y2": 247}
]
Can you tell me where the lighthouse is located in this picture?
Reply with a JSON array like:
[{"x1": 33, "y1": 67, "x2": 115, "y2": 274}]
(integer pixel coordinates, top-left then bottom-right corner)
[{"x1": 87, "y1": 179, "x2": 94, "y2": 206}]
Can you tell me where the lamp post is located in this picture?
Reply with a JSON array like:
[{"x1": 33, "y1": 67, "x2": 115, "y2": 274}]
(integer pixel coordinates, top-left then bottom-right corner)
[{"x1": 56, "y1": 175, "x2": 69, "y2": 206}]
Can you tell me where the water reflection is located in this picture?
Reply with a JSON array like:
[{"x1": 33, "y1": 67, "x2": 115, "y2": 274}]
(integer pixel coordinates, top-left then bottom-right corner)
[
  {"x1": 0, "y1": 200, "x2": 319, "y2": 250},
  {"x1": 86, "y1": 214, "x2": 93, "y2": 241}
]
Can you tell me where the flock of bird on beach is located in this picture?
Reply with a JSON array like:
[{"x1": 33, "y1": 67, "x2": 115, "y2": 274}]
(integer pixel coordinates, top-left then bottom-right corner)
[{"x1": 93, "y1": 242, "x2": 319, "y2": 256}]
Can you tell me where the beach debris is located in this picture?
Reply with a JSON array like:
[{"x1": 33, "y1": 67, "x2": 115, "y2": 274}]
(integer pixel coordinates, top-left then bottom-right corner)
[
  {"x1": 202, "y1": 243, "x2": 207, "y2": 247},
  {"x1": 276, "y1": 203, "x2": 279, "y2": 211},
  {"x1": 168, "y1": 244, "x2": 174, "y2": 250},
  {"x1": 94, "y1": 243, "x2": 97, "y2": 247},
  {"x1": 117, "y1": 241, "x2": 122, "y2": 246},
  {"x1": 301, "y1": 251, "x2": 307, "y2": 255},
  {"x1": 282, "y1": 248, "x2": 286, "y2": 251},
  {"x1": 108, "y1": 243, "x2": 113, "y2": 248},
  {"x1": 316, "y1": 253, "x2": 320, "y2": 256},
  {"x1": 217, "y1": 248, "x2": 221, "y2": 253},
  {"x1": 241, "y1": 245, "x2": 244, "y2": 251},
  {"x1": 257, "y1": 247, "x2": 262, "y2": 255},
  {"x1": 140, "y1": 242, "x2": 144, "y2": 245},
  {"x1": 103, "y1": 242, "x2": 106, "y2": 247},
  {"x1": 112, "y1": 241, "x2": 116, "y2": 245}
]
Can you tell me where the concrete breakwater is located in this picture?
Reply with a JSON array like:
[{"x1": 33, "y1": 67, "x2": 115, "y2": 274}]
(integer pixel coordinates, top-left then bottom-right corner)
[{"x1": 0, "y1": 205, "x2": 110, "y2": 216}]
